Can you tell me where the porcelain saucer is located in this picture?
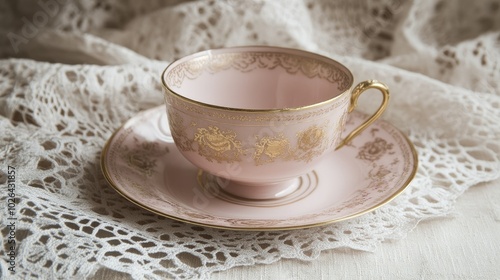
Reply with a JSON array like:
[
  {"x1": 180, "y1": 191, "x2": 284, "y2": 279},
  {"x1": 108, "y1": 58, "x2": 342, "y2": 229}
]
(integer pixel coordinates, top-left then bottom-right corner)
[{"x1": 101, "y1": 106, "x2": 418, "y2": 230}]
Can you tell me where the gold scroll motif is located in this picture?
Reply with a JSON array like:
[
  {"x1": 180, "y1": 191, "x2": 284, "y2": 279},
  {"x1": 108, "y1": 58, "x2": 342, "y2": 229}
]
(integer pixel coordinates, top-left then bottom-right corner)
[
  {"x1": 194, "y1": 126, "x2": 245, "y2": 163},
  {"x1": 356, "y1": 137, "x2": 394, "y2": 162},
  {"x1": 165, "y1": 52, "x2": 351, "y2": 91},
  {"x1": 253, "y1": 124, "x2": 329, "y2": 165},
  {"x1": 168, "y1": 111, "x2": 194, "y2": 152},
  {"x1": 171, "y1": 113, "x2": 331, "y2": 164},
  {"x1": 295, "y1": 125, "x2": 328, "y2": 162},
  {"x1": 122, "y1": 137, "x2": 170, "y2": 177},
  {"x1": 165, "y1": 90, "x2": 347, "y2": 123},
  {"x1": 254, "y1": 134, "x2": 292, "y2": 165}
]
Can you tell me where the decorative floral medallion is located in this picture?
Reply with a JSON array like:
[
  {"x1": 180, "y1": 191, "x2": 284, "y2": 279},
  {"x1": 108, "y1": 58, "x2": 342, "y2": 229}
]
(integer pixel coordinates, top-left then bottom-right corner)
[
  {"x1": 121, "y1": 137, "x2": 170, "y2": 177},
  {"x1": 252, "y1": 124, "x2": 330, "y2": 164},
  {"x1": 254, "y1": 134, "x2": 291, "y2": 165},
  {"x1": 356, "y1": 137, "x2": 394, "y2": 162},
  {"x1": 168, "y1": 112, "x2": 333, "y2": 165},
  {"x1": 194, "y1": 126, "x2": 244, "y2": 163},
  {"x1": 295, "y1": 125, "x2": 328, "y2": 162}
]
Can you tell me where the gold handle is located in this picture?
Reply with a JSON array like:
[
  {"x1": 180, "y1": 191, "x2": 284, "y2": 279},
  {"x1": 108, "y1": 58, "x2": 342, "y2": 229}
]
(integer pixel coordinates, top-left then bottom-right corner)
[{"x1": 336, "y1": 80, "x2": 390, "y2": 150}]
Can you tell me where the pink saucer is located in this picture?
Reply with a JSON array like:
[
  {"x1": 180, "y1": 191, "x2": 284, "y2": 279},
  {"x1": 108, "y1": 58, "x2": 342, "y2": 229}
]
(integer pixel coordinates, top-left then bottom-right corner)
[{"x1": 101, "y1": 106, "x2": 418, "y2": 230}]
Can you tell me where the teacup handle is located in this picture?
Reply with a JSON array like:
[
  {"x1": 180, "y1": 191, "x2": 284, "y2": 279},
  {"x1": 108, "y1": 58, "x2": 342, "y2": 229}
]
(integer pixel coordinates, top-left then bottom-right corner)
[{"x1": 336, "y1": 80, "x2": 390, "y2": 150}]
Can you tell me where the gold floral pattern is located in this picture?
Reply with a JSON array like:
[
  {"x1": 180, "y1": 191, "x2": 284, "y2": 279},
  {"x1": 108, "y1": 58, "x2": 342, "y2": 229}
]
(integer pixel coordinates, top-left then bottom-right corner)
[
  {"x1": 368, "y1": 165, "x2": 391, "y2": 181},
  {"x1": 167, "y1": 112, "x2": 333, "y2": 165},
  {"x1": 194, "y1": 126, "x2": 244, "y2": 163},
  {"x1": 122, "y1": 137, "x2": 169, "y2": 177},
  {"x1": 298, "y1": 126, "x2": 325, "y2": 150},
  {"x1": 102, "y1": 107, "x2": 418, "y2": 230},
  {"x1": 295, "y1": 125, "x2": 328, "y2": 162},
  {"x1": 168, "y1": 111, "x2": 194, "y2": 151},
  {"x1": 254, "y1": 134, "x2": 291, "y2": 165},
  {"x1": 356, "y1": 137, "x2": 393, "y2": 162},
  {"x1": 165, "y1": 51, "x2": 351, "y2": 91},
  {"x1": 165, "y1": 90, "x2": 347, "y2": 123}
]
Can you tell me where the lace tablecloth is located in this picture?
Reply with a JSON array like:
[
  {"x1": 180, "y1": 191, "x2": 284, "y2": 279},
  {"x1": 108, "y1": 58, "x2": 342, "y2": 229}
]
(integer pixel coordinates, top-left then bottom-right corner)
[{"x1": 1, "y1": 0, "x2": 499, "y2": 279}]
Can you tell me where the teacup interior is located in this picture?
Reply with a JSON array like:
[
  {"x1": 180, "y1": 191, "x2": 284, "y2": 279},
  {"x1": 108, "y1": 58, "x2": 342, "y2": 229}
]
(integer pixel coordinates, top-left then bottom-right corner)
[{"x1": 164, "y1": 50, "x2": 352, "y2": 110}]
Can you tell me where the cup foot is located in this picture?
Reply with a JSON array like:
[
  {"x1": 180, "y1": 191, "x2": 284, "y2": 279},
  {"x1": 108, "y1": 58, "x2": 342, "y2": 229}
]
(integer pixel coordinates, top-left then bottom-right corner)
[
  {"x1": 197, "y1": 170, "x2": 320, "y2": 205},
  {"x1": 222, "y1": 178, "x2": 300, "y2": 200},
  {"x1": 199, "y1": 172, "x2": 301, "y2": 201}
]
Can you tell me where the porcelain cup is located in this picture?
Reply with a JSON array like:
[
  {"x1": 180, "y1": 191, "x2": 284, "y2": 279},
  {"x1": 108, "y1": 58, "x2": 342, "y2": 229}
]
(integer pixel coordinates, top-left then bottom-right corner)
[{"x1": 161, "y1": 46, "x2": 389, "y2": 200}]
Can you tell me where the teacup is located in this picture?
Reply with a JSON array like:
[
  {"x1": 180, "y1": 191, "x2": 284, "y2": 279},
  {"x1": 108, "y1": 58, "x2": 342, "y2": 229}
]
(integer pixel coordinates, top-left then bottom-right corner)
[{"x1": 161, "y1": 46, "x2": 389, "y2": 200}]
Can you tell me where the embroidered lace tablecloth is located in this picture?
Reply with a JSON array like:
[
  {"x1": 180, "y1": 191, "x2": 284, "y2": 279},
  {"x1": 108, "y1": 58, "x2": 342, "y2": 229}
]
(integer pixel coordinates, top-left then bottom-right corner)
[{"x1": 0, "y1": 0, "x2": 499, "y2": 279}]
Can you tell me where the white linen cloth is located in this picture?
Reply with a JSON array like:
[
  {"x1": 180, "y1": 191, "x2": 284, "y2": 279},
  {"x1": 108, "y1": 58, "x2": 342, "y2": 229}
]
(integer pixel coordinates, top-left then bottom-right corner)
[{"x1": 0, "y1": 0, "x2": 499, "y2": 279}]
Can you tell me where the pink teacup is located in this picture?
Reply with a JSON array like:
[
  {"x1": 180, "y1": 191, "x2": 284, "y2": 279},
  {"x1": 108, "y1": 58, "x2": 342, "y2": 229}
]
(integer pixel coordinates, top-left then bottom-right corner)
[{"x1": 161, "y1": 46, "x2": 389, "y2": 200}]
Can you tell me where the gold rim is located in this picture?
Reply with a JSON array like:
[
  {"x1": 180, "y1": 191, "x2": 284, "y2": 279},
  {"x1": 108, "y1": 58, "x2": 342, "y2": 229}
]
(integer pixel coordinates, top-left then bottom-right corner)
[
  {"x1": 160, "y1": 46, "x2": 355, "y2": 113},
  {"x1": 100, "y1": 111, "x2": 418, "y2": 231}
]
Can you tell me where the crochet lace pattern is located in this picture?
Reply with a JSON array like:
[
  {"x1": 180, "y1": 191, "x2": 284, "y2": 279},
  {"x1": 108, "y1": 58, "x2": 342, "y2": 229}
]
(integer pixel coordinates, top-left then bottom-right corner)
[{"x1": 0, "y1": 0, "x2": 499, "y2": 279}]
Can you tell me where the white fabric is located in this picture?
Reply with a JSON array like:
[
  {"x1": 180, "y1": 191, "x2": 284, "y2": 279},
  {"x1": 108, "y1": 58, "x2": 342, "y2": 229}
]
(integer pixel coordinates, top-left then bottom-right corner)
[
  {"x1": 212, "y1": 178, "x2": 500, "y2": 279},
  {"x1": 0, "y1": 0, "x2": 499, "y2": 279}
]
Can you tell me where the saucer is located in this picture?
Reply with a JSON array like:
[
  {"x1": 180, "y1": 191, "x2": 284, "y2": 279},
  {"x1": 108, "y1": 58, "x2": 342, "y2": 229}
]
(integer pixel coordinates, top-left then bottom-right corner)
[{"x1": 101, "y1": 106, "x2": 418, "y2": 230}]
